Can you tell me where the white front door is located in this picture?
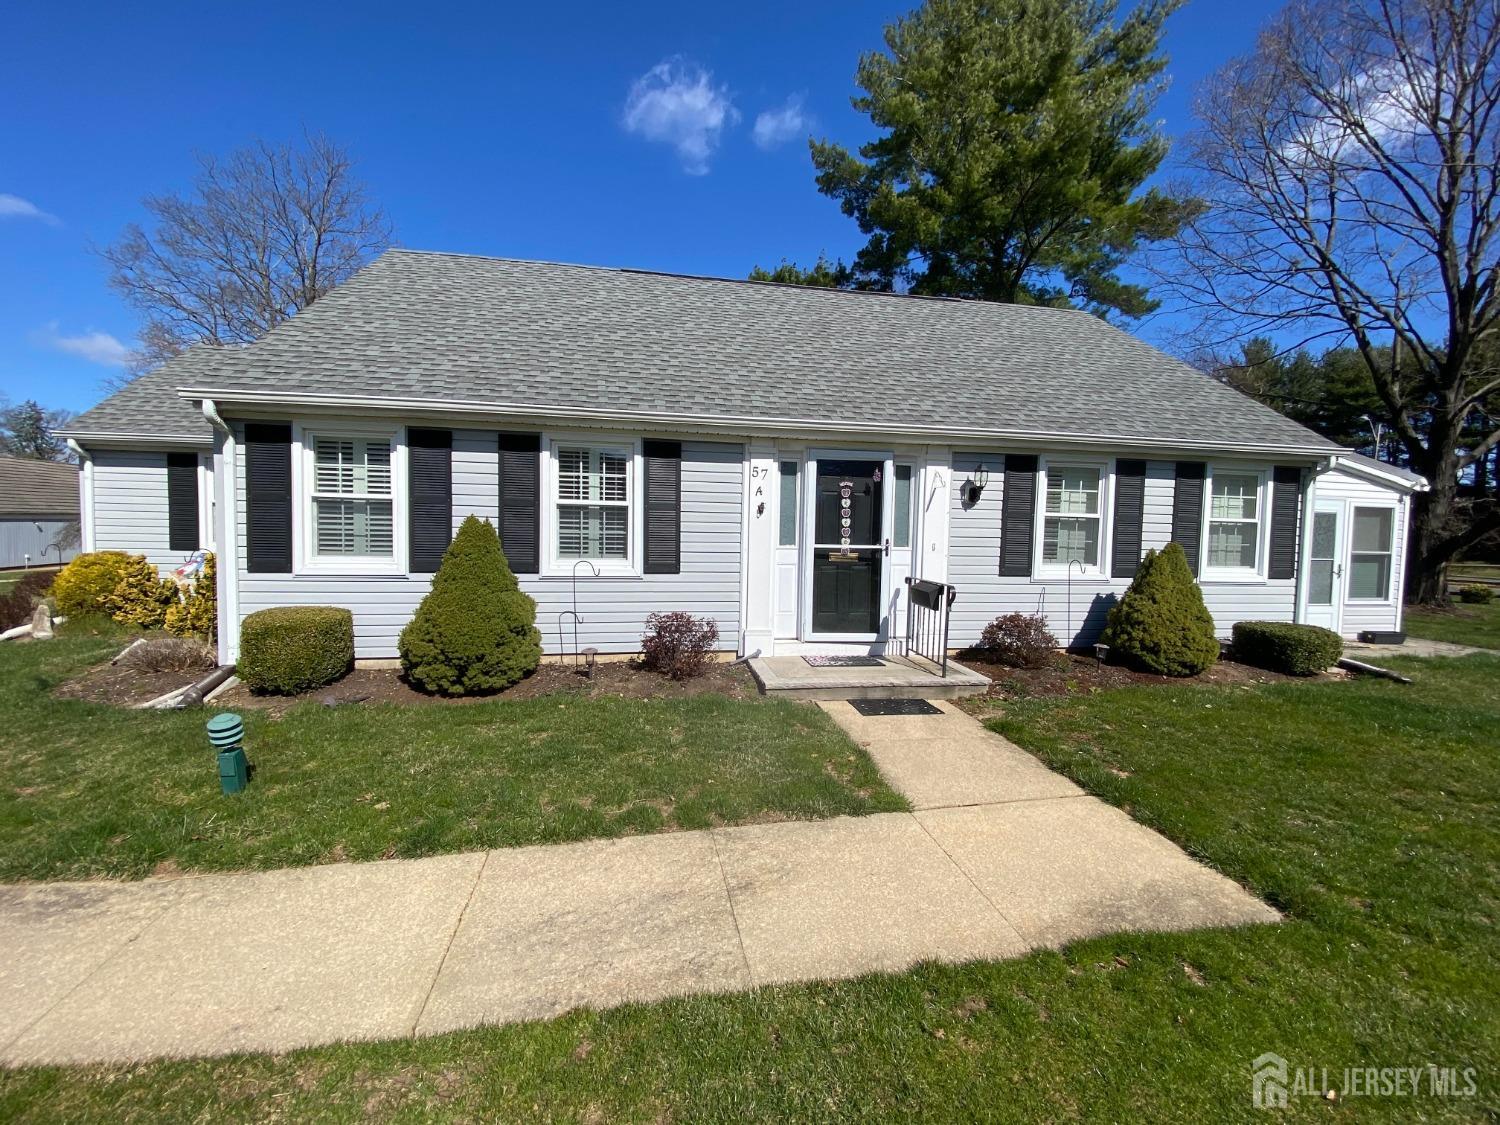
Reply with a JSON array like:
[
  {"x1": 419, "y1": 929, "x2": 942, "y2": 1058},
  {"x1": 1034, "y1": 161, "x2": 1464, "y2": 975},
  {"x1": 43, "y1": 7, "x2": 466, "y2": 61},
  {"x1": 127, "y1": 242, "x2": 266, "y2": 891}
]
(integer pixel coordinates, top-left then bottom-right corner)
[{"x1": 1305, "y1": 501, "x2": 1346, "y2": 632}]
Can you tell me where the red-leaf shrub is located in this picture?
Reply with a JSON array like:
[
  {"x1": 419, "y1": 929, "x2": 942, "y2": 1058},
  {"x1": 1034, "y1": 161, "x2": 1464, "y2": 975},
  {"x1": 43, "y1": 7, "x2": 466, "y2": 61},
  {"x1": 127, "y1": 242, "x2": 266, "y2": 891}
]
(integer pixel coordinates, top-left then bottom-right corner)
[
  {"x1": 975, "y1": 612, "x2": 1059, "y2": 668},
  {"x1": 640, "y1": 611, "x2": 720, "y2": 680}
]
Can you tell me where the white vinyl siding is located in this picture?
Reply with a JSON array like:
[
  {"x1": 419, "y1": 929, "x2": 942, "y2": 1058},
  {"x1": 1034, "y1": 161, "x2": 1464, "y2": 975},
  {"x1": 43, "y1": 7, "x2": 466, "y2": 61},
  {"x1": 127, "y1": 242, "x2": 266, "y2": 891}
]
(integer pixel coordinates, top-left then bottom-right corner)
[
  {"x1": 950, "y1": 452, "x2": 1298, "y2": 648},
  {"x1": 233, "y1": 427, "x2": 742, "y2": 660},
  {"x1": 89, "y1": 450, "x2": 176, "y2": 569}
]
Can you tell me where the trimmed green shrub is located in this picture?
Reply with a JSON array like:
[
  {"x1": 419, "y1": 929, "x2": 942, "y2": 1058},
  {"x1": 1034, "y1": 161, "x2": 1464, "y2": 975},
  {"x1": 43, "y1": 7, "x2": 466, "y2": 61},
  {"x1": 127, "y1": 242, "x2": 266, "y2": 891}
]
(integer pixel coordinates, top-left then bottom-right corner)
[
  {"x1": 50, "y1": 552, "x2": 137, "y2": 618},
  {"x1": 640, "y1": 611, "x2": 720, "y2": 680},
  {"x1": 398, "y1": 516, "x2": 541, "y2": 695},
  {"x1": 974, "y1": 612, "x2": 1059, "y2": 668},
  {"x1": 1458, "y1": 583, "x2": 1494, "y2": 605},
  {"x1": 1232, "y1": 620, "x2": 1343, "y2": 676},
  {"x1": 107, "y1": 555, "x2": 178, "y2": 629},
  {"x1": 165, "y1": 553, "x2": 218, "y2": 639},
  {"x1": 1101, "y1": 542, "x2": 1219, "y2": 677},
  {"x1": 239, "y1": 606, "x2": 354, "y2": 694},
  {"x1": 0, "y1": 570, "x2": 56, "y2": 630}
]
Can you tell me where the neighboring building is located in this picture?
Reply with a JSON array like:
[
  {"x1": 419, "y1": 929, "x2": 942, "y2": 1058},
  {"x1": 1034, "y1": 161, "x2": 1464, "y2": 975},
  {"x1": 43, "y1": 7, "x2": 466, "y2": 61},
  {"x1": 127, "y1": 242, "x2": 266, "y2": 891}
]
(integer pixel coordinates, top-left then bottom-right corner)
[
  {"x1": 57, "y1": 250, "x2": 1427, "y2": 666},
  {"x1": 0, "y1": 455, "x2": 80, "y2": 570}
]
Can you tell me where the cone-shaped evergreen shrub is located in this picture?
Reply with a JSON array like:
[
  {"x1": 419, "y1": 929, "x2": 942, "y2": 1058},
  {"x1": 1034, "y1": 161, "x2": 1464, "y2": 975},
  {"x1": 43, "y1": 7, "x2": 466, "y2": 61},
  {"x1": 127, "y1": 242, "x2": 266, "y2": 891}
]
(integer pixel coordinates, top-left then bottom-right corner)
[
  {"x1": 398, "y1": 516, "x2": 541, "y2": 695},
  {"x1": 1100, "y1": 542, "x2": 1219, "y2": 677}
]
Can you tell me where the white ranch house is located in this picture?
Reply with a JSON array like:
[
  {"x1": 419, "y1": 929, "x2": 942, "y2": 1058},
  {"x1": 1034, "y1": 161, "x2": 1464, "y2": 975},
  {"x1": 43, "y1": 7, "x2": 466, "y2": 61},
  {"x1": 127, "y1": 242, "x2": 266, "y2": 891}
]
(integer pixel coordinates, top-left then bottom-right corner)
[{"x1": 58, "y1": 250, "x2": 1426, "y2": 667}]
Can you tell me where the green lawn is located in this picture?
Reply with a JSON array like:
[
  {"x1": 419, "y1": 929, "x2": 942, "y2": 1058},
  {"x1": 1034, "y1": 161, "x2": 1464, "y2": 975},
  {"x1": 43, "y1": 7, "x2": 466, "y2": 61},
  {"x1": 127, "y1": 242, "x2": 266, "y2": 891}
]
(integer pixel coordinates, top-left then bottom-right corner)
[
  {"x1": 0, "y1": 627, "x2": 905, "y2": 882},
  {"x1": 2, "y1": 654, "x2": 1495, "y2": 1121},
  {"x1": 1404, "y1": 600, "x2": 1500, "y2": 649}
]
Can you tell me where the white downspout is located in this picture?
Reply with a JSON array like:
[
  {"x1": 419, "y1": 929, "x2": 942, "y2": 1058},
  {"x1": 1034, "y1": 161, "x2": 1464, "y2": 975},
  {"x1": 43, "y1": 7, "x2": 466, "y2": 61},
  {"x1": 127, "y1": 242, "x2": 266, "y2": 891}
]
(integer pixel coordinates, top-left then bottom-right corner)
[
  {"x1": 66, "y1": 439, "x2": 95, "y2": 552},
  {"x1": 201, "y1": 400, "x2": 240, "y2": 665}
]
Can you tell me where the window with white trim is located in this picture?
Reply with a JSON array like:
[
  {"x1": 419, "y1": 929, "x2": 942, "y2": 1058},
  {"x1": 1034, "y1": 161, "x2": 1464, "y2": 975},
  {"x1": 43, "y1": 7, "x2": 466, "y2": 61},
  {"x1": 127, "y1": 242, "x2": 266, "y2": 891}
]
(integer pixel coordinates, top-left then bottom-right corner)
[
  {"x1": 1349, "y1": 506, "x2": 1394, "y2": 600},
  {"x1": 309, "y1": 433, "x2": 394, "y2": 559},
  {"x1": 1205, "y1": 470, "x2": 1264, "y2": 574},
  {"x1": 1040, "y1": 464, "x2": 1103, "y2": 572},
  {"x1": 555, "y1": 444, "x2": 631, "y2": 561}
]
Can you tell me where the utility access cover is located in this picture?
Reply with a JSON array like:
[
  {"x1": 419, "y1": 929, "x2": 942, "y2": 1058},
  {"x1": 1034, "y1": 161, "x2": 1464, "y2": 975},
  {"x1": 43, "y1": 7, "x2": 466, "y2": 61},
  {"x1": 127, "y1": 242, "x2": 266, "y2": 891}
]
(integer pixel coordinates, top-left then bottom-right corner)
[{"x1": 848, "y1": 698, "x2": 944, "y2": 716}]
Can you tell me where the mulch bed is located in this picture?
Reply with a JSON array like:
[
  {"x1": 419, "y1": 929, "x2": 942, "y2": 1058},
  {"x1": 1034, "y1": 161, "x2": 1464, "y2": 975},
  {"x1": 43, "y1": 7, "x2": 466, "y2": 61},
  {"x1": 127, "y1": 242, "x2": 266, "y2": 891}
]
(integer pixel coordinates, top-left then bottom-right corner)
[
  {"x1": 955, "y1": 651, "x2": 1334, "y2": 716},
  {"x1": 210, "y1": 659, "x2": 760, "y2": 717},
  {"x1": 54, "y1": 663, "x2": 206, "y2": 708}
]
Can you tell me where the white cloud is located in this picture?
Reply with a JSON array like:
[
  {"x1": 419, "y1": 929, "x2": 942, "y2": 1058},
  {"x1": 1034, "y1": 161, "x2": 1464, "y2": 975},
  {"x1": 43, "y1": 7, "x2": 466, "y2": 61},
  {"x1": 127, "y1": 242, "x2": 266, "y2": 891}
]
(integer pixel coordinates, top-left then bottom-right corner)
[
  {"x1": 0, "y1": 194, "x2": 60, "y2": 225},
  {"x1": 623, "y1": 58, "x2": 739, "y2": 175},
  {"x1": 33, "y1": 322, "x2": 133, "y2": 367},
  {"x1": 752, "y1": 95, "x2": 811, "y2": 150}
]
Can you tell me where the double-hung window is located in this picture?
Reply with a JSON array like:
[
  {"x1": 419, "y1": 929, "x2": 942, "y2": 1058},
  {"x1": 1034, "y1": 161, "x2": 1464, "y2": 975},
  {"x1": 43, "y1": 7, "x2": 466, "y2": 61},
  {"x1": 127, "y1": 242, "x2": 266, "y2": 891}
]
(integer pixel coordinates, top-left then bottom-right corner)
[
  {"x1": 1205, "y1": 470, "x2": 1264, "y2": 576},
  {"x1": 1040, "y1": 463, "x2": 1104, "y2": 572},
  {"x1": 555, "y1": 443, "x2": 632, "y2": 564},
  {"x1": 309, "y1": 433, "x2": 395, "y2": 561},
  {"x1": 1349, "y1": 506, "x2": 1395, "y2": 600}
]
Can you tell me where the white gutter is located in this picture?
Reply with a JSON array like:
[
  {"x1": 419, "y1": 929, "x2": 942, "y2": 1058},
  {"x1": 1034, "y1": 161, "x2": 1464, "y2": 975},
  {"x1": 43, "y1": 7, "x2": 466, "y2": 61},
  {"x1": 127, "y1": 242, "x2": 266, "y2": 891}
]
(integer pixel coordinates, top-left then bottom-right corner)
[
  {"x1": 66, "y1": 438, "x2": 95, "y2": 552},
  {"x1": 55, "y1": 429, "x2": 213, "y2": 445},
  {"x1": 174, "y1": 386, "x2": 1338, "y2": 461},
  {"x1": 200, "y1": 400, "x2": 240, "y2": 665}
]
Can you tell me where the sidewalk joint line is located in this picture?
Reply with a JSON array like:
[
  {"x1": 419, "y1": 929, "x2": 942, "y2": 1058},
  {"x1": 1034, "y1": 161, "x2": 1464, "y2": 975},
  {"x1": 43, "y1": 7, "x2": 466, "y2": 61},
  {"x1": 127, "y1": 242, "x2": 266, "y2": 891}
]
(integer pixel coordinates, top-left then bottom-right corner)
[
  {"x1": 410, "y1": 850, "x2": 489, "y2": 1037},
  {"x1": 910, "y1": 813, "x2": 1031, "y2": 950},
  {"x1": 709, "y1": 830, "x2": 755, "y2": 990}
]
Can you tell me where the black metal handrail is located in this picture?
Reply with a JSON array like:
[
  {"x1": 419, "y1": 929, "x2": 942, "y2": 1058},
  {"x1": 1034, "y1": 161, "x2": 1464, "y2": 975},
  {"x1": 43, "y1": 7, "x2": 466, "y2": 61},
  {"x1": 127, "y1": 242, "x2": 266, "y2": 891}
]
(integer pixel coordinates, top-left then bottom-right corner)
[{"x1": 905, "y1": 577, "x2": 957, "y2": 677}]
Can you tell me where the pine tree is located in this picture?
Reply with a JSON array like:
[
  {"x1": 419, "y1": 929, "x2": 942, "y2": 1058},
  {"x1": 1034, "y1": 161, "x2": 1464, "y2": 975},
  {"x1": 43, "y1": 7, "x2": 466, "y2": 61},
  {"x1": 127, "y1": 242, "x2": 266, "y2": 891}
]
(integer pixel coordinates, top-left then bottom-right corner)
[{"x1": 1101, "y1": 542, "x2": 1219, "y2": 676}]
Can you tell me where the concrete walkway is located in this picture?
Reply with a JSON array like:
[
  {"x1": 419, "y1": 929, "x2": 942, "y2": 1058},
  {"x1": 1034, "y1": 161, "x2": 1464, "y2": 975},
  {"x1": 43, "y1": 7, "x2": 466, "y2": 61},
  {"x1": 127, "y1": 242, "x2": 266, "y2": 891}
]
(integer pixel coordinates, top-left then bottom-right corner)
[
  {"x1": 1344, "y1": 636, "x2": 1496, "y2": 660},
  {"x1": 1, "y1": 702, "x2": 1277, "y2": 1067}
]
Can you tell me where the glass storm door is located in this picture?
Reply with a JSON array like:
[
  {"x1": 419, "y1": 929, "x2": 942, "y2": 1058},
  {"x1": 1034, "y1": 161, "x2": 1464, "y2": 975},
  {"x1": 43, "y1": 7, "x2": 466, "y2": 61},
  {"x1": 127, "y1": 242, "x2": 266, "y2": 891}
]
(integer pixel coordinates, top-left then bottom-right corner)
[
  {"x1": 1305, "y1": 503, "x2": 1344, "y2": 632},
  {"x1": 810, "y1": 459, "x2": 885, "y2": 637}
]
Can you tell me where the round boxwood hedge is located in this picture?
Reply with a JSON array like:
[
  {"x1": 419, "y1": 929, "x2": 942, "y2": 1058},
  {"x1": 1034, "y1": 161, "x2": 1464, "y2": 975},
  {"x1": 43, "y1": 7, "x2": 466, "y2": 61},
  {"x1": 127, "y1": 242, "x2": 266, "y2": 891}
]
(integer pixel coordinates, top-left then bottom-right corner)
[
  {"x1": 238, "y1": 606, "x2": 354, "y2": 694},
  {"x1": 1231, "y1": 620, "x2": 1343, "y2": 677}
]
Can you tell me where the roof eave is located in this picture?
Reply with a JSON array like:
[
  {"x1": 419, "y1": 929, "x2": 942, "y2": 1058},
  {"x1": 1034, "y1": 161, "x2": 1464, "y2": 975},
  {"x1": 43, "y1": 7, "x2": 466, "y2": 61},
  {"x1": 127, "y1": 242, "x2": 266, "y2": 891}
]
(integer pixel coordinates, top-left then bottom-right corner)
[
  {"x1": 57, "y1": 428, "x2": 214, "y2": 449},
  {"x1": 178, "y1": 386, "x2": 1340, "y2": 460},
  {"x1": 1328, "y1": 453, "x2": 1430, "y2": 493}
]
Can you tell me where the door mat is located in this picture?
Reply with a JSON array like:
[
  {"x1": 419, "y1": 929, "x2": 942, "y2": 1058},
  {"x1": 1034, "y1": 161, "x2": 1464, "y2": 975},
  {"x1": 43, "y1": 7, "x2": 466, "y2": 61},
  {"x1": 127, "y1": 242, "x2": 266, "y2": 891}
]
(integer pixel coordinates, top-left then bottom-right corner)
[
  {"x1": 849, "y1": 698, "x2": 943, "y2": 716},
  {"x1": 802, "y1": 655, "x2": 885, "y2": 668}
]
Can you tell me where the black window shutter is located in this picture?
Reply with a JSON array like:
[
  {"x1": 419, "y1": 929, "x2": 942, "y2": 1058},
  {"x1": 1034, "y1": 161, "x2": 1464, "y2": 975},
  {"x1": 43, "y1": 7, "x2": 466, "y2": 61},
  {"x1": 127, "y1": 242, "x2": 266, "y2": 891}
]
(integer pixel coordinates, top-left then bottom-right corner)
[
  {"x1": 643, "y1": 440, "x2": 682, "y2": 575},
  {"x1": 497, "y1": 432, "x2": 541, "y2": 574},
  {"x1": 1171, "y1": 461, "x2": 1207, "y2": 577},
  {"x1": 1268, "y1": 466, "x2": 1302, "y2": 580},
  {"x1": 407, "y1": 428, "x2": 453, "y2": 573},
  {"x1": 244, "y1": 423, "x2": 292, "y2": 573},
  {"x1": 999, "y1": 454, "x2": 1038, "y2": 577},
  {"x1": 1111, "y1": 459, "x2": 1147, "y2": 578},
  {"x1": 166, "y1": 452, "x2": 200, "y2": 553}
]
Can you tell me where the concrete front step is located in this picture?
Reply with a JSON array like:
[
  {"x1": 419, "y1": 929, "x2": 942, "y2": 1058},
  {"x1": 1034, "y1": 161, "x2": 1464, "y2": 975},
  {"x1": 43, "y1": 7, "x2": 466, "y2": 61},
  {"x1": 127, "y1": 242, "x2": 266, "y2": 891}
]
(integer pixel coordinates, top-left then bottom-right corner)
[{"x1": 748, "y1": 655, "x2": 991, "y2": 700}]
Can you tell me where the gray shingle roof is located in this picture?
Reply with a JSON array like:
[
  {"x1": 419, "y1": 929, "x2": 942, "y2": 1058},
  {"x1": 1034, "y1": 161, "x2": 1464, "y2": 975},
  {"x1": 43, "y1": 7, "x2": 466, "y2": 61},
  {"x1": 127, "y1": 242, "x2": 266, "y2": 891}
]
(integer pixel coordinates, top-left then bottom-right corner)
[
  {"x1": 1335, "y1": 450, "x2": 1428, "y2": 489},
  {"x1": 60, "y1": 348, "x2": 221, "y2": 444},
  {"x1": 68, "y1": 249, "x2": 1343, "y2": 454},
  {"x1": 0, "y1": 455, "x2": 79, "y2": 517}
]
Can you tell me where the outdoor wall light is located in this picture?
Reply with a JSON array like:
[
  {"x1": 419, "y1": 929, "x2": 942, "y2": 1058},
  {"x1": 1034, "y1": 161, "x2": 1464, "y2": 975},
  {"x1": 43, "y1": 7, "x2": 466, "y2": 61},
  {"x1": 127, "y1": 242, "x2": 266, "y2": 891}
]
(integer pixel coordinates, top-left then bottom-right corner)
[{"x1": 962, "y1": 465, "x2": 990, "y2": 507}]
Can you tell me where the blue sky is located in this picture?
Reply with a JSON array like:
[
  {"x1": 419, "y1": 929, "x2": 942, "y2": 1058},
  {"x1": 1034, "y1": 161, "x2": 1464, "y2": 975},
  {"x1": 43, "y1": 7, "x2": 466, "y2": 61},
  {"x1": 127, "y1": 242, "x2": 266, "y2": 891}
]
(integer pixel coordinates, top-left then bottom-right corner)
[{"x1": 1, "y1": 0, "x2": 1285, "y2": 417}]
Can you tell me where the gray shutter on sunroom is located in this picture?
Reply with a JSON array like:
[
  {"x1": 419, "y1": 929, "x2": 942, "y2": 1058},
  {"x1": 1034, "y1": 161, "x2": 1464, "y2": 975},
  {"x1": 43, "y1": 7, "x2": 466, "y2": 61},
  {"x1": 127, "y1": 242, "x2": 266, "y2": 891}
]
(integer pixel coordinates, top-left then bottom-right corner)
[
  {"x1": 1111, "y1": 459, "x2": 1147, "y2": 578},
  {"x1": 407, "y1": 428, "x2": 453, "y2": 573},
  {"x1": 1268, "y1": 466, "x2": 1302, "y2": 580},
  {"x1": 166, "y1": 452, "x2": 200, "y2": 554},
  {"x1": 244, "y1": 422, "x2": 293, "y2": 573},
  {"x1": 643, "y1": 440, "x2": 682, "y2": 575},
  {"x1": 1171, "y1": 461, "x2": 1206, "y2": 576},
  {"x1": 998, "y1": 454, "x2": 1038, "y2": 577},
  {"x1": 497, "y1": 432, "x2": 541, "y2": 574}
]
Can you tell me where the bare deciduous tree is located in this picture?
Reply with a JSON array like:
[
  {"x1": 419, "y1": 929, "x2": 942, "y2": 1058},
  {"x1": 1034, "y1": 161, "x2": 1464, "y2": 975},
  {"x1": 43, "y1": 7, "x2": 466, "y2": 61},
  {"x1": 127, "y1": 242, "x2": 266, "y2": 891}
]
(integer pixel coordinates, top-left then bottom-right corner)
[
  {"x1": 1157, "y1": 0, "x2": 1500, "y2": 602},
  {"x1": 102, "y1": 133, "x2": 392, "y2": 387}
]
